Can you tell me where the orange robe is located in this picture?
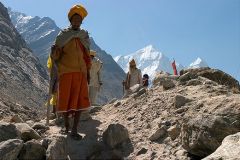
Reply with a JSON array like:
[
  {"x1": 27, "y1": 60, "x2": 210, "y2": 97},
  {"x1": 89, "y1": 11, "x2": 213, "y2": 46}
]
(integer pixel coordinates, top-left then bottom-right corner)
[{"x1": 56, "y1": 38, "x2": 91, "y2": 112}]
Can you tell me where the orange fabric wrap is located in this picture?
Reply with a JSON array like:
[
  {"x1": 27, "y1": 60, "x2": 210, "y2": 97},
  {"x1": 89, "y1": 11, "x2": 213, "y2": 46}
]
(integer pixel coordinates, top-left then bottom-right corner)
[{"x1": 57, "y1": 72, "x2": 90, "y2": 112}]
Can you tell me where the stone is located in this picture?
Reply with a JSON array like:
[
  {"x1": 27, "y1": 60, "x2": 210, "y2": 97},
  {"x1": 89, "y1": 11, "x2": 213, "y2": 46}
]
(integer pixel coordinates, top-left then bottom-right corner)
[
  {"x1": 18, "y1": 139, "x2": 46, "y2": 160},
  {"x1": 32, "y1": 122, "x2": 49, "y2": 130},
  {"x1": 167, "y1": 125, "x2": 181, "y2": 140},
  {"x1": 0, "y1": 122, "x2": 20, "y2": 142},
  {"x1": 162, "y1": 79, "x2": 176, "y2": 90},
  {"x1": 103, "y1": 124, "x2": 129, "y2": 148},
  {"x1": 15, "y1": 123, "x2": 41, "y2": 142},
  {"x1": 149, "y1": 126, "x2": 167, "y2": 141},
  {"x1": 181, "y1": 113, "x2": 240, "y2": 157},
  {"x1": 174, "y1": 95, "x2": 191, "y2": 108},
  {"x1": 137, "y1": 147, "x2": 148, "y2": 156},
  {"x1": 114, "y1": 101, "x2": 121, "y2": 107},
  {"x1": 10, "y1": 114, "x2": 24, "y2": 123},
  {"x1": 133, "y1": 88, "x2": 146, "y2": 98},
  {"x1": 203, "y1": 132, "x2": 240, "y2": 160},
  {"x1": 0, "y1": 139, "x2": 23, "y2": 160},
  {"x1": 46, "y1": 135, "x2": 68, "y2": 160}
]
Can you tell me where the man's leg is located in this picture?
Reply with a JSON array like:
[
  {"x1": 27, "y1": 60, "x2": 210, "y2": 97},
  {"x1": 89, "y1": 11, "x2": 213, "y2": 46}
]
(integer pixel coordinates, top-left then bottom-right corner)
[
  {"x1": 71, "y1": 111, "x2": 81, "y2": 134},
  {"x1": 63, "y1": 112, "x2": 69, "y2": 133}
]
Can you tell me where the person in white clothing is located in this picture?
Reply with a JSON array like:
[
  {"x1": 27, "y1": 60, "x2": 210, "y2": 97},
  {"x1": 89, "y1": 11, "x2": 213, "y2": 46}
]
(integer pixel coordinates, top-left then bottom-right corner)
[
  {"x1": 89, "y1": 50, "x2": 103, "y2": 105},
  {"x1": 123, "y1": 59, "x2": 142, "y2": 95}
]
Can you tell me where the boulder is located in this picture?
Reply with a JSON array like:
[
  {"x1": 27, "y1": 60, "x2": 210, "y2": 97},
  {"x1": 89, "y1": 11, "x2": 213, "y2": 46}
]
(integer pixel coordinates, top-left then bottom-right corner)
[
  {"x1": 103, "y1": 124, "x2": 129, "y2": 148},
  {"x1": 18, "y1": 139, "x2": 46, "y2": 160},
  {"x1": 0, "y1": 139, "x2": 23, "y2": 160},
  {"x1": 181, "y1": 113, "x2": 240, "y2": 157},
  {"x1": 203, "y1": 132, "x2": 240, "y2": 160},
  {"x1": 174, "y1": 95, "x2": 191, "y2": 108},
  {"x1": 15, "y1": 123, "x2": 41, "y2": 142},
  {"x1": 0, "y1": 122, "x2": 20, "y2": 142},
  {"x1": 46, "y1": 135, "x2": 68, "y2": 160},
  {"x1": 180, "y1": 68, "x2": 240, "y2": 91}
]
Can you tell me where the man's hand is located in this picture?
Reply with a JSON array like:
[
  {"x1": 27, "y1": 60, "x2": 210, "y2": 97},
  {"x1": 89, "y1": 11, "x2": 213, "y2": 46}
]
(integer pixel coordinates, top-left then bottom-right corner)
[{"x1": 50, "y1": 45, "x2": 60, "y2": 60}]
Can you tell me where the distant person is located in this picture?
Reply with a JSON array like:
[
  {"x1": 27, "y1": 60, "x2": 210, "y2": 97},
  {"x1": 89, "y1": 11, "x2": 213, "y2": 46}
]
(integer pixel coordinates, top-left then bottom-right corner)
[
  {"x1": 89, "y1": 50, "x2": 103, "y2": 105},
  {"x1": 50, "y1": 4, "x2": 91, "y2": 140},
  {"x1": 80, "y1": 50, "x2": 103, "y2": 121},
  {"x1": 142, "y1": 74, "x2": 149, "y2": 87},
  {"x1": 123, "y1": 59, "x2": 142, "y2": 94}
]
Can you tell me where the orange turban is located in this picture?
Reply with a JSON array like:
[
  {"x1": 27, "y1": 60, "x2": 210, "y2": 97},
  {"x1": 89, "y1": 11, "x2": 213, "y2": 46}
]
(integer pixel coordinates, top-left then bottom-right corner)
[{"x1": 68, "y1": 4, "x2": 88, "y2": 20}]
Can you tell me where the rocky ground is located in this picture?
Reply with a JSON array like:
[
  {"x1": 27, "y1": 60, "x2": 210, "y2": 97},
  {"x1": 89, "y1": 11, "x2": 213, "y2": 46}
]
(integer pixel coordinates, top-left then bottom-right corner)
[{"x1": 0, "y1": 68, "x2": 240, "y2": 160}]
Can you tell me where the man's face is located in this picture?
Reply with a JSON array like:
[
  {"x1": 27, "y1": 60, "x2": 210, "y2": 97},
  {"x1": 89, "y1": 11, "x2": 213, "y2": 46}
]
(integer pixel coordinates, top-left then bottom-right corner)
[
  {"x1": 130, "y1": 64, "x2": 136, "y2": 68},
  {"x1": 70, "y1": 14, "x2": 82, "y2": 30}
]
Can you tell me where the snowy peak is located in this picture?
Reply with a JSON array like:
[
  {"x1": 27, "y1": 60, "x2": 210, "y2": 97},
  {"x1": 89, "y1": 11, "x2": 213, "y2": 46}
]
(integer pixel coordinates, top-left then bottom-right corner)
[
  {"x1": 189, "y1": 57, "x2": 208, "y2": 69},
  {"x1": 114, "y1": 45, "x2": 183, "y2": 79},
  {"x1": 8, "y1": 8, "x2": 61, "y2": 64}
]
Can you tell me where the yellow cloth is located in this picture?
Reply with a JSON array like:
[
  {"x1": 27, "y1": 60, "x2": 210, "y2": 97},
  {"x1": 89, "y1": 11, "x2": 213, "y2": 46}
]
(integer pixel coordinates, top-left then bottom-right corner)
[
  {"x1": 50, "y1": 93, "x2": 57, "y2": 105},
  {"x1": 68, "y1": 4, "x2": 88, "y2": 20},
  {"x1": 47, "y1": 55, "x2": 52, "y2": 70}
]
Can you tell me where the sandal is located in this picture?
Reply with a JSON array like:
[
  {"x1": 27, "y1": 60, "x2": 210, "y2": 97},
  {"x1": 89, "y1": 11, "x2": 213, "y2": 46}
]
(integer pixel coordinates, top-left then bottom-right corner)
[{"x1": 70, "y1": 133, "x2": 82, "y2": 140}]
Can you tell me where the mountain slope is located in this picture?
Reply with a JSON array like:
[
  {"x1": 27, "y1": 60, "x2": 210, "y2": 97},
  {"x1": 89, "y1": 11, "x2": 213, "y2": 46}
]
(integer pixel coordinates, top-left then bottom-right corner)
[
  {"x1": 8, "y1": 8, "x2": 61, "y2": 65},
  {"x1": 115, "y1": 45, "x2": 184, "y2": 79},
  {"x1": 90, "y1": 38, "x2": 126, "y2": 103},
  {"x1": 0, "y1": 2, "x2": 48, "y2": 117}
]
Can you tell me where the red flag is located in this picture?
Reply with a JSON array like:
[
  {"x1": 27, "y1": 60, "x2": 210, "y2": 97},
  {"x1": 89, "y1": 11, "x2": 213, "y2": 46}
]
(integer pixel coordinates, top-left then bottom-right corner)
[{"x1": 172, "y1": 60, "x2": 178, "y2": 75}]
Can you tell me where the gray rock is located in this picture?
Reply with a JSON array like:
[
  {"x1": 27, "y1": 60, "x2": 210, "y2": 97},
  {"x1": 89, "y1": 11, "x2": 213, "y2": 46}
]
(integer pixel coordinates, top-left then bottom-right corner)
[
  {"x1": 46, "y1": 135, "x2": 68, "y2": 160},
  {"x1": 15, "y1": 123, "x2": 41, "y2": 142},
  {"x1": 18, "y1": 139, "x2": 46, "y2": 160},
  {"x1": 114, "y1": 101, "x2": 121, "y2": 107},
  {"x1": 149, "y1": 126, "x2": 167, "y2": 141},
  {"x1": 0, "y1": 139, "x2": 23, "y2": 160},
  {"x1": 10, "y1": 114, "x2": 24, "y2": 123},
  {"x1": 133, "y1": 88, "x2": 146, "y2": 98},
  {"x1": 103, "y1": 124, "x2": 129, "y2": 148},
  {"x1": 174, "y1": 95, "x2": 191, "y2": 108},
  {"x1": 137, "y1": 147, "x2": 148, "y2": 155},
  {"x1": 162, "y1": 79, "x2": 176, "y2": 90},
  {"x1": 179, "y1": 72, "x2": 198, "y2": 83},
  {"x1": 0, "y1": 122, "x2": 20, "y2": 142},
  {"x1": 167, "y1": 125, "x2": 181, "y2": 140},
  {"x1": 181, "y1": 113, "x2": 240, "y2": 157},
  {"x1": 203, "y1": 132, "x2": 240, "y2": 160},
  {"x1": 32, "y1": 122, "x2": 49, "y2": 130}
]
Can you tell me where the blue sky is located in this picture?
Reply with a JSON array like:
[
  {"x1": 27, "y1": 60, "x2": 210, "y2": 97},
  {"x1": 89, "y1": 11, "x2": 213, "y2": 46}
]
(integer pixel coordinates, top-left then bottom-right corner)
[{"x1": 1, "y1": 0, "x2": 240, "y2": 81}]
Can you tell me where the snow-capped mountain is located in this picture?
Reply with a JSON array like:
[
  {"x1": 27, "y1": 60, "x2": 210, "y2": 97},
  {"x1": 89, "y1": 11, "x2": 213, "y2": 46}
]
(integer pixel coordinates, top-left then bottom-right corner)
[
  {"x1": 114, "y1": 45, "x2": 184, "y2": 79},
  {"x1": 188, "y1": 57, "x2": 208, "y2": 69},
  {"x1": 8, "y1": 8, "x2": 61, "y2": 64}
]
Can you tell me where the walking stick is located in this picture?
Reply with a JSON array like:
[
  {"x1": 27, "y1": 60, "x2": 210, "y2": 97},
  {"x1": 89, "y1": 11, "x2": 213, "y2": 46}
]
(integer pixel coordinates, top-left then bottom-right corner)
[
  {"x1": 122, "y1": 80, "x2": 125, "y2": 96},
  {"x1": 46, "y1": 86, "x2": 51, "y2": 126}
]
